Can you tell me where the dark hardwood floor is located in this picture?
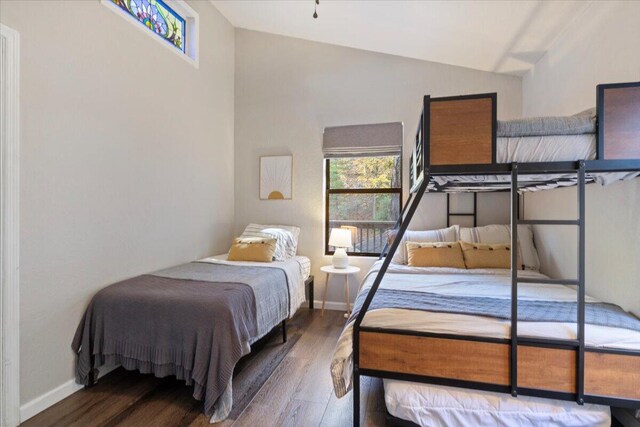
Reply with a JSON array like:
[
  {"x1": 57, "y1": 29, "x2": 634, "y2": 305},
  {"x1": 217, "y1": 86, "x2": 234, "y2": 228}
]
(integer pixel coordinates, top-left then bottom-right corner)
[{"x1": 21, "y1": 309, "x2": 387, "y2": 427}]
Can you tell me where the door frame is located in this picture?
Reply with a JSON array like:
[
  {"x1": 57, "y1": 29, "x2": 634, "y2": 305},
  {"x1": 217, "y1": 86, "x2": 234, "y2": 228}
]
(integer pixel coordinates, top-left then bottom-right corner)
[{"x1": 0, "y1": 23, "x2": 21, "y2": 427}]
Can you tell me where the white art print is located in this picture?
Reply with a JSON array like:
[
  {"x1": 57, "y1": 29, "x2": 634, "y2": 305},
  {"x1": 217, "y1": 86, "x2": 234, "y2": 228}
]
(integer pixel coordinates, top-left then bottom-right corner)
[{"x1": 260, "y1": 155, "x2": 293, "y2": 200}]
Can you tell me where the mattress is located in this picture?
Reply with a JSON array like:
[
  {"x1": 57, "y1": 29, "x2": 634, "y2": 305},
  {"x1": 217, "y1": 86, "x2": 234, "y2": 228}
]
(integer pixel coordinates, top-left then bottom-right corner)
[
  {"x1": 296, "y1": 255, "x2": 312, "y2": 280},
  {"x1": 385, "y1": 380, "x2": 610, "y2": 427},
  {"x1": 353, "y1": 267, "x2": 640, "y2": 349},
  {"x1": 330, "y1": 262, "x2": 640, "y2": 426},
  {"x1": 347, "y1": 263, "x2": 640, "y2": 349},
  {"x1": 429, "y1": 134, "x2": 639, "y2": 191},
  {"x1": 498, "y1": 134, "x2": 595, "y2": 163}
]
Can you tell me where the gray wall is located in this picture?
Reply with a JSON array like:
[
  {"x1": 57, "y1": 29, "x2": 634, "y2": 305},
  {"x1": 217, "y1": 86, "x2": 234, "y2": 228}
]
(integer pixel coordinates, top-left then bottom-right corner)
[
  {"x1": 234, "y1": 29, "x2": 521, "y2": 306},
  {"x1": 0, "y1": 0, "x2": 235, "y2": 404},
  {"x1": 522, "y1": 1, "x2": 640, "y2": 314}
]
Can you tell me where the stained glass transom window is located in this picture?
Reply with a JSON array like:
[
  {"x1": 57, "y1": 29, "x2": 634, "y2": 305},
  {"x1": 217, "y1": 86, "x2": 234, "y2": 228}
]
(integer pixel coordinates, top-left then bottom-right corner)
[{"x1": 111, "y1": 0, "x2": 186, "y2": 52}]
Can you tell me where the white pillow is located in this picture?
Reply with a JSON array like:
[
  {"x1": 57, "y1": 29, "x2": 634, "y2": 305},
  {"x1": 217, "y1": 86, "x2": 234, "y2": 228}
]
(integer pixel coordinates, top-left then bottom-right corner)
[
  {"x1": 388, "y1": 226, "x2": 459, "y2": 265},
  {"x1": 240, "y1": 223, "x2": 300, "y2": 261},
  {"x1": 458, "y1": 224, "x2": 540, "y2": 271}
]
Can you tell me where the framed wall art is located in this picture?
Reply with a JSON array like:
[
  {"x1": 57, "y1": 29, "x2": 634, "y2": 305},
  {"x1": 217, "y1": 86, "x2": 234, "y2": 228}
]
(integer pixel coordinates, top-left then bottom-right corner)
[{"x1": 260, "y1": 155, "x2": 293, "y2": 200}]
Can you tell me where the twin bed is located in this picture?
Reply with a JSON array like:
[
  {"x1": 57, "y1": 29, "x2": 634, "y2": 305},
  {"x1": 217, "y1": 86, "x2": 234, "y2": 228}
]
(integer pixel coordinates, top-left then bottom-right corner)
[
  {"x1": 72, "y1": 225, "x2": 310, "y2": 423},
  {"x1": 338, "y1": 81, "x2": 640, "y2": 426}
]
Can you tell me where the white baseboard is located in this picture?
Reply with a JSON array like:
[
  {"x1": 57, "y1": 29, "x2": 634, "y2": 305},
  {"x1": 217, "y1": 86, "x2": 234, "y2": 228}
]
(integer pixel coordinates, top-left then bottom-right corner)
[
  {"x1": 313, "y1": 300, "x2": 349, "y2": 311},
  {"x1": 20, "y1": 365, "x2": 118, "y2": 422}
]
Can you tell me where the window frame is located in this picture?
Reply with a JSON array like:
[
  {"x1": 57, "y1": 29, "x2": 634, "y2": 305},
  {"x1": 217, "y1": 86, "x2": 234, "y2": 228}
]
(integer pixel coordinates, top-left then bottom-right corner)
[
  {"x1": 325, "y1": 157, "x2": 403, "y2": 257},
  {"x1": 102, "y1": 0, "x2": 200, "y2": 68}
]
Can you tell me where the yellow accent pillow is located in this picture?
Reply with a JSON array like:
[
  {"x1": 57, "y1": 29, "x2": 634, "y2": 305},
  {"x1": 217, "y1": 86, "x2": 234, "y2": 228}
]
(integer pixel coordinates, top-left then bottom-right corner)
[
  {"x1": 406, "y1": 241, "x2": 466, "y2": 269},
  {"x1": 460, "y1": 241, "x2": 521, "y2": 269},
  {"x1": 228, "y1": 237, "x2": 276, "y2": 262}
]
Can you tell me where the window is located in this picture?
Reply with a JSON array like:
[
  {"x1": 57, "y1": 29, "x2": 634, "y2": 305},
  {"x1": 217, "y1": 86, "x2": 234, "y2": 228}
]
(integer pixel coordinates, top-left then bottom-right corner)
[
  {"x1": 111, "y1": 0, "x2": 185, "y2": 52},
  {"x1": 326, "y1": 156, "x2": 402, "y2": 256},
  {"x1": 103, "y1": 0, "x2": 199, "y2": 66}
]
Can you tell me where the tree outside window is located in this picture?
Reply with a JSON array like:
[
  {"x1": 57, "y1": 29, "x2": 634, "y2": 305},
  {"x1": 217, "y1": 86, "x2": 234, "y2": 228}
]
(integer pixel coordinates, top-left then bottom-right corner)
[{"x1": 326, "y1": 156, "x2": 402, "y2": 256}]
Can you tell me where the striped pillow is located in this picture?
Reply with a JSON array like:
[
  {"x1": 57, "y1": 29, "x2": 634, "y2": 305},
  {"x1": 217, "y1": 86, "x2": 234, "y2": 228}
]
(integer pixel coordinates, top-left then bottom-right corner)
[{"x1": 240, "y1": 223, "x2": 300, "y2": 261}]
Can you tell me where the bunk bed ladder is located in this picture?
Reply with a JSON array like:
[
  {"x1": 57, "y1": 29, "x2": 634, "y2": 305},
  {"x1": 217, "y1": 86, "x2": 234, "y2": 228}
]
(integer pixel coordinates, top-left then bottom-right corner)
[
  {"x1": 577, "y1": 161, "x2": 586, "y2": 405},
  {"x1": 510, "y1": 165, "x2": 518, "y2": 398},
  {"x1": 510, "y1": 161, "x2": 587, "y2": 404}
]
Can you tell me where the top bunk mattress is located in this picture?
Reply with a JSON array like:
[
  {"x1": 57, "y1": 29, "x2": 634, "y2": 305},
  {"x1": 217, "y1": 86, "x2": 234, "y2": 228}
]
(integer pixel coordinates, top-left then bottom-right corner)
[
  {"x1": 497, "y1": 133, "x2": 594, "y2": 163},
  {"x1": 429, "y1": 132, "x2": 639, "y2": 191},
  {"x1": 426, "y1": 106, "x2": 640, "y2": 191}
]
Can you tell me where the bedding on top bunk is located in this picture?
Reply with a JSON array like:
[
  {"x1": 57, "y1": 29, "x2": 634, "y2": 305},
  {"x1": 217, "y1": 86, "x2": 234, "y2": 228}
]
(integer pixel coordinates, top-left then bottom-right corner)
[
  {"x1": 73, "y1": 255, "x2": 310, "y2": 423},
  {"x1": 496, "y1": 108, "x2": 596, "y2": 138},
  {"x1": 430, "y1": 107, "x2": 640, "y2": 190},
  {"x1": 431, "y1": 133, "x2": 639, "y2": 189}
]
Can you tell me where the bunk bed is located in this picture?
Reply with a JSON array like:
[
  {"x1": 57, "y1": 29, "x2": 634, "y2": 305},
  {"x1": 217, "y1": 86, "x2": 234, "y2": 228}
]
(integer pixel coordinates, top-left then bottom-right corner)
[{"x1": 341, "y1": 82, "x2": 640, "y2": 426}]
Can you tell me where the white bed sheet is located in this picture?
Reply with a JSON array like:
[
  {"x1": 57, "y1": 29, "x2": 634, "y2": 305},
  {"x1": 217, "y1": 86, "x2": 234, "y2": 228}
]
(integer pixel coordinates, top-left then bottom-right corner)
[
  {"x1": 385, "y1": 380, "x2": 610, "y2": 427},
  {"x1": 354, "y1": 265, "x2": 640, "y2": 349},
  {"x1": 497, "y1": 134, "x2": 595, "y2": 163},
  {"x1": 330, "y1": 262, "x2": 639, "y2": 426}
]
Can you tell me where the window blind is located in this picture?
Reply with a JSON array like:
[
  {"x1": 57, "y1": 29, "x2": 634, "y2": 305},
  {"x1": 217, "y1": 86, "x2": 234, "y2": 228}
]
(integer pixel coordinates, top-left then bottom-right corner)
[{"x1": 322, "y1": 122, "x2": 403, "y2": 158}]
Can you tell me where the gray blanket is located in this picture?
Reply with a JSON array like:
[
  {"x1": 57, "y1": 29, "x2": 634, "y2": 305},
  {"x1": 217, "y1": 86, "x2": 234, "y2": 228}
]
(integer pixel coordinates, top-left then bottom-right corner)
[
  {"x1": 153, "y1": 262, "x2": 289, "y2": 339},
  {"x1": 350, "y1": 288, "x2": 640, "y2": 332},
  {"x1": 72, "y1": 262, "x2": 289, "y2": 417},
  {"x1": 497, "y1": 108, "x2": 596, "y2": 138}
]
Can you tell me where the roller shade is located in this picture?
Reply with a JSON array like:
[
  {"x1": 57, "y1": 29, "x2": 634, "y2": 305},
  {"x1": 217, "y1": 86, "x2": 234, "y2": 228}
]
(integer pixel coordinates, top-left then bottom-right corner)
[{"x1": 323, "y1": 122, "x2": 403, "y2": 158}]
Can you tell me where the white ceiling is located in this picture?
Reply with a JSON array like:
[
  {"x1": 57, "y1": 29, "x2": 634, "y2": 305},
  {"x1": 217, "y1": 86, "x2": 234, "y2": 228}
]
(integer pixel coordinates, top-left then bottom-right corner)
[{"x1": 212, "y1": 0, "x2": 591, "y2": 76}]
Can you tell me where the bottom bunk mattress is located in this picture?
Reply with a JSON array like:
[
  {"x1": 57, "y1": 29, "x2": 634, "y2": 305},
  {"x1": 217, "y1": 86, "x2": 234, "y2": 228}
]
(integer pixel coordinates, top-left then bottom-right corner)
[
  {"x1": 330, "y1": 262, "x2": 640, "y2": 426},
  {"x1": 73, "y1": 255, "x2": 309, "y2": 422},
  {"x1": 384, "y1": 380, "x2": 610, "y2": 427}
]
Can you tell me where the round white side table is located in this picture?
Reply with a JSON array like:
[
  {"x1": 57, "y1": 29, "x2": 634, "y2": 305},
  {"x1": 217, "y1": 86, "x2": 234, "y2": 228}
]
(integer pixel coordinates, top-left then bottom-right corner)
[{"x1": 320, "y1": 265, "x2": 360, "y2": 318}]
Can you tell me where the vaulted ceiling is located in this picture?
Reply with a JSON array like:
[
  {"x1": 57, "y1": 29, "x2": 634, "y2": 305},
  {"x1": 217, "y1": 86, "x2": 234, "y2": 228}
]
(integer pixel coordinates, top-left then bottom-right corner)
[{"x1": 212, "y1": 0, "x2": 590, "y2": 76}]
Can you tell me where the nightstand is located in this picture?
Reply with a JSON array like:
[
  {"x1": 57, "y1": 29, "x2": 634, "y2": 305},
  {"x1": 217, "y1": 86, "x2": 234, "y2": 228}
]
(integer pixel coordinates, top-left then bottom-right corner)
[{"x1": 320, "y1": 265, "x2": 360, "y2": 318}]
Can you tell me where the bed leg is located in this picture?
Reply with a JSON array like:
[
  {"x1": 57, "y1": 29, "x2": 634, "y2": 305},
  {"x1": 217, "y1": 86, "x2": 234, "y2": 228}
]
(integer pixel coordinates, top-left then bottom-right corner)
[
  {"x1": 85, "y1": 356, "x2": 96, "y2": 388},
  {"x1": 353, "y1": 369, "x2": 360, "y2": 426},
  {"x1": 86, "y1": 371, "x2": 95, "y2": 388},
  {"x1": 282, "y1": 319, "x2": 287, "y2": 343}
]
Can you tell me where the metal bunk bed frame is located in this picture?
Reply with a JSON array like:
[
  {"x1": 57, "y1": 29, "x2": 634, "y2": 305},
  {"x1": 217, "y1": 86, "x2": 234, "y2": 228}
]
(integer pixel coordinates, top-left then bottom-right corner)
[{"x1": 352, "y1": 82, "x2": 640, "y2": 426}]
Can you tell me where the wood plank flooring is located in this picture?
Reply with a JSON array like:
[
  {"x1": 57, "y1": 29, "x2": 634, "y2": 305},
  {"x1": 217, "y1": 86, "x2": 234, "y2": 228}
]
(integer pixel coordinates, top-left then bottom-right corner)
[{"x1": 21, "y1": 309, "x2": 388, "y2": 427}]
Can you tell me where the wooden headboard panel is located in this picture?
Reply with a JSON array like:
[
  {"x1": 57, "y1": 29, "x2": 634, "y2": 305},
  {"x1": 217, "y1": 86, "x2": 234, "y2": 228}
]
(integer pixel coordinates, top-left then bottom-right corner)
[
  {"x1": 597, "y1": 82, "x2": 640, "y2": 160},
  {"x1": 429, "y1": 93, "x2": 496, "y2": 166}
]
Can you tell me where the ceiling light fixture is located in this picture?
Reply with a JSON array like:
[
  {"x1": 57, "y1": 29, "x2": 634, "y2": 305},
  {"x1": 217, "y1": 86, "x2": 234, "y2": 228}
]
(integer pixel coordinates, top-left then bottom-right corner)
[{"x1": 313, "y1": 0, "x2": 319, "y2": 19}]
